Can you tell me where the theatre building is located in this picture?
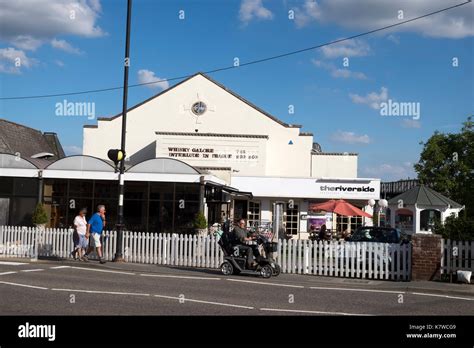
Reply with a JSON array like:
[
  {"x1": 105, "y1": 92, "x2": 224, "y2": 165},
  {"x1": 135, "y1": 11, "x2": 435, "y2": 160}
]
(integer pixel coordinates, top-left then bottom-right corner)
[{"x1": 79, "y1": 73, "x2": 380, "y2": 238}]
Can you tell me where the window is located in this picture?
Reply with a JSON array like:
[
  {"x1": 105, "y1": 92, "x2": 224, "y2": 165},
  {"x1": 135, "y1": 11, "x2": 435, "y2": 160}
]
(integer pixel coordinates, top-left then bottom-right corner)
[
  {"x1": 336, "y1": 215, "x2": 349, "y2": 235},
  {"x1": 284, "y1": 203, "x2": 299, "y2": 235},
  {"x1": 350, "y1": 216, "x2": 363, "y2": 234},
  {"x1": 247, "y1": 201, "x2": 260, "y2": 228},
  {"x1": 337, "y1": 215, "x2": 363, "y2": 237}
]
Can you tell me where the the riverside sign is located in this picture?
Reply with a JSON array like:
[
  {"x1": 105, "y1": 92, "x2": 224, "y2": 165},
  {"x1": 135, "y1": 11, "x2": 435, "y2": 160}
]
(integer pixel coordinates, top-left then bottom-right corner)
[
  {"x1": 231, "y1": 177, "x2": 380, "y2": 200},
  {"x1": 316, "y1": 182, "x2": 378, "y2": 199}
]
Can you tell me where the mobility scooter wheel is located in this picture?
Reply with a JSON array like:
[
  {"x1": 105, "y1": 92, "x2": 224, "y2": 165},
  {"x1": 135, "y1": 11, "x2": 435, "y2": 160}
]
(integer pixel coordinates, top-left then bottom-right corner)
[
  {"x1": 260, "y1": 265, "x2": 273, "y2": 279},
  {"x1": 221, "y1": 261, "x2": 233, "y2": 276},
  {"x1": 272, "y1": 264, "x2": 281, "y2": 276}
]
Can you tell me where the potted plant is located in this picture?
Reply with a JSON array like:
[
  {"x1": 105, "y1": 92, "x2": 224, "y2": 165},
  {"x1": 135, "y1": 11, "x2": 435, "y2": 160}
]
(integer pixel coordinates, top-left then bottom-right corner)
[
  {"x1": 193, "y1": 212, "x2": 208, "y2": 236},
  {"x1": 32, "y1": 203, "x2": 48, "y2": 229}
]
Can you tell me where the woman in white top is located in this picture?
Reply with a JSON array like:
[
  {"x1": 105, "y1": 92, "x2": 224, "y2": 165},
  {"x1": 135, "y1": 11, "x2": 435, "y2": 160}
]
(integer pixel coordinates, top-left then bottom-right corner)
[{"x1": 71, "y1": 208, "x2": 88, "y2": 260}]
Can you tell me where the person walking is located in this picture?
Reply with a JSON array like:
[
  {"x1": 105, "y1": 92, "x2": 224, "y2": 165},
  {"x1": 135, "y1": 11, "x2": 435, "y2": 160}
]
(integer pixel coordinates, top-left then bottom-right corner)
[
  {"x1": 71, "y1": 208, "x2": 88, "y2": 260},
  {"x1": 82, "y1": 205, "x2": 107, "y2": 264}
]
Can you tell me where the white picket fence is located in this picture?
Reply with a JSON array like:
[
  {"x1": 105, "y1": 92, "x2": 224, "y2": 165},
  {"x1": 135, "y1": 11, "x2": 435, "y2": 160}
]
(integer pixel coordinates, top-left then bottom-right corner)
[
  {"x1": 441, "y1": 239, "x2": 474, "y2": 274},
  {"x1": 276, "y1": 239, "x2": 411, "y2": 281},
  {"x1": 0, "y1": 226, "x2": 411, "y2": 280}
]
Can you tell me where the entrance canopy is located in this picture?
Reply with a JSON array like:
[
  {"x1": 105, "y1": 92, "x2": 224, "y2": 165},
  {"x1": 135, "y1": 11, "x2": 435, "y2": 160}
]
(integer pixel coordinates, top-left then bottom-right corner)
[
  {"x1": 44, "y1": 155, "x2": 116, "y2": 180},
  {"x1": 0, "y1": 153, "x2": 39, "y2": 178},
  {"x1": 0, "y1": 153, "x2": 248, "y2": 189}
]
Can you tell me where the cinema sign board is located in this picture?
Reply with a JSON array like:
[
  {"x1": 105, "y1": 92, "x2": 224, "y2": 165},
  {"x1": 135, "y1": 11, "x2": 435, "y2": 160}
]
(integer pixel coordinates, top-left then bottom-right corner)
[
  {"x1": 314, "y1": 180, "x2": 380, "y2": 200},
  {"x1": 231, "y1": 177, "x2": 380, "y2": 200}
]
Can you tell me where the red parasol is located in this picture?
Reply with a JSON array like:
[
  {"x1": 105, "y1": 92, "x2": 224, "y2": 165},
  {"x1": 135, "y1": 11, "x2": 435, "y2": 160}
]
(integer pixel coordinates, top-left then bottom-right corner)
[{"x1": 309, "y1": 199, "x2": 372, "y2": 218}]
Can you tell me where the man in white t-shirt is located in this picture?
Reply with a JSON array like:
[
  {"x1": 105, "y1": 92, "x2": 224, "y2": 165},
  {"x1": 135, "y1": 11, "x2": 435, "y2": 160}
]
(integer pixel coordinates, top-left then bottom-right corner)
[{"x1": 71, "y1": 208, "x2": 88, "y2": 260}]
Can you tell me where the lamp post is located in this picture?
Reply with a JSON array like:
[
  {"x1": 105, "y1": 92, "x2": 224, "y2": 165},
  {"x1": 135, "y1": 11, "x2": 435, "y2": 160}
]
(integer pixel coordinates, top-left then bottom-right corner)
[
  {"x1": 378, "y1": 199, "x2": 388, "y2": 227},
  {"x1": 366, "y1": 199, "x2": 375, "y2": 226},
  {"x1": 113, "y1": 0, "x2": 132, "y2": 262}
]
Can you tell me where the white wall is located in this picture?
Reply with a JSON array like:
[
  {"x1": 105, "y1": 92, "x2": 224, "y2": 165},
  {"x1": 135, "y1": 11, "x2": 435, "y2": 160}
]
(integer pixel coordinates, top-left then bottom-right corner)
[
  {"x1": 83, "y1": 74, "x2": 338, "y2": 178},
  {"x1": 312, "y1": 154, "x2": 358, "y2": 178}
]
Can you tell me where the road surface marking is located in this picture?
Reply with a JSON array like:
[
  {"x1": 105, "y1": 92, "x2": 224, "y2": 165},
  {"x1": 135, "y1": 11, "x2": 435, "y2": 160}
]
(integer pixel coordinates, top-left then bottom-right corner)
[
  {"x1": 21, "y1": 269, "x2": 44, "y2": 272},
  {"x1": 50, "y1": 266, "x2": 71, "y2": 269},
  {"x1": 410, "y1": 292, "x2": 474, "y2": 301},
  {"x1": 51, "y1": 288, "x2": 150, "y2": 296},
  {"x1": 140, "y1": 274, "x2": 221, "y2": 280},
  {"x1": 0, "y1": 271, "x2": 18, "y2": 276},
  {"x1": 227, "y1": 278, "x2": 304, "y2": 288},
  {"x1": 309, "y1": 286, "x2": 405, "y2": 294},
  {"x1": 153, "y1": 294, "x2": 255, "y2": 310},
  {"x1": 260, "y1": 308, "x2": 372, "y2": 316},
  {"x1": 68, "y1": 267, "x2": 135, "y2": 275},
  {"x1": 0, "y1": 280, "x2": 48, "y2": 290},
  {"x1": 0, "y1": 261, "x2": 28, "y2": 265}
]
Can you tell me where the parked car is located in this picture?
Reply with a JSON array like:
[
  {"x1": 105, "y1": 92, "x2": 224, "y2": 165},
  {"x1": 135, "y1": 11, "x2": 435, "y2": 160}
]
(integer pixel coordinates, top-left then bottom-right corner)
[
  {"x1": 348, "y1": 226, "x2": 409, "y2": 244},
  {"x1": 347, "y1": 227, "x2": 410, "y2": 273}
]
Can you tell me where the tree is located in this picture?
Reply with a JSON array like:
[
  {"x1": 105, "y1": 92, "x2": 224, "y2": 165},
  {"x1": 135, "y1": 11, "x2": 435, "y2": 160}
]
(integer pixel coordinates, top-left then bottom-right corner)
[
  {"x1": 32, "y1": 203, "x2": 48, "y2": 225},
  {"x1": 193, "y1": 212, "x2": 207, "y2": 230},
  {"x1": 414, "y1": 117, "x2": 474, "y2": 217},
  {"x1": 433, "y1": 215, "x2": 474, "y2": 241}
]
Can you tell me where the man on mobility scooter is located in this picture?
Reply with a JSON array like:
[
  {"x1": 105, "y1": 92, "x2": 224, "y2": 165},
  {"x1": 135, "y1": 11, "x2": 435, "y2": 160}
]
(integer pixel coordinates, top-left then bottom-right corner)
[{"x1": 218, "y1": 219, "x2": 280, "y2": 279}]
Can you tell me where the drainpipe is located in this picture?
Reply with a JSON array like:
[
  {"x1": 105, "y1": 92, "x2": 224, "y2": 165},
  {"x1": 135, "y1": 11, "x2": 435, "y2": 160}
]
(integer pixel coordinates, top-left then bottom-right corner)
[
  {"x1": 199, "y1": 176, "x2": 205, "y2": 214},
  {"x1": 37, "y1": 170, "x2": 43, "y2": 204}
]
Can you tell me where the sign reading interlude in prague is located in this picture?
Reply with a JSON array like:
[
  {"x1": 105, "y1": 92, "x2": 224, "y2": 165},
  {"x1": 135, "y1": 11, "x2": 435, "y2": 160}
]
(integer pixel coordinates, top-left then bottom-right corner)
[
  {"x1": 156, "y1": 133, "x2": 267, "y2": 175},
  {"x1": 166, "y1": 147, "x2": 258, "y2": 160}
]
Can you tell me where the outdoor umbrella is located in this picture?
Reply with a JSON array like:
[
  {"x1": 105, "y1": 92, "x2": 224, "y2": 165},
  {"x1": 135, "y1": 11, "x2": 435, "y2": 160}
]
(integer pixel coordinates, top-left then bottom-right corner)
[{"x1": 309, "y1": 199, "x2": 372, "y2": 217}]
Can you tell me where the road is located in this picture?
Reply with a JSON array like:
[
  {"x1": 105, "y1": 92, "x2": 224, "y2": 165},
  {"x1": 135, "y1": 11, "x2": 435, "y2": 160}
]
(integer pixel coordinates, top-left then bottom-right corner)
[{"x1": 0, "y1": 259, "x2": 473, "y2": 316}]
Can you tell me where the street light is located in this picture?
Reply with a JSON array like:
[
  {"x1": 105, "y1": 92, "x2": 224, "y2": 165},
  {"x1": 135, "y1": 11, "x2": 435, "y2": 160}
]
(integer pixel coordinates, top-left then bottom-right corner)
[
  {"x1": 378, "y1": 199, "x2": 388, "y2": 227},
  {"x1": 113, "y1": 0, "x2": 132, "y2": 262}
]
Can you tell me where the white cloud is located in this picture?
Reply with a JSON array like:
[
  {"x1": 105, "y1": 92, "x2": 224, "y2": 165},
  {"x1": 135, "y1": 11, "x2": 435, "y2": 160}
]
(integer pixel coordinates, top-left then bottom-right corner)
[
  {"x1": 387, "y1": 34, "x2": 400, "y2": 44},
  {"x1": 362, "y1": 162, "x2": 416, "y2": 181},
  {"x1": 0, "y1": 47, "x2": 37, "y2": 73},
  {"x1": 350, "y1": 87, "x2": 389, "y2": 110},
  {"x1": 239, "y1": 0, "x2": 273, "y2": 23},
  {"x1": 64, "y1": 145, "x2": 82, "y2": 155},
  {"x1": 54, "y1": 59, "x2": 65, "y2": 67},
  {"x1": 8, "y1": 35, "x2": 43, "y2": 51},
  {"x1": 321, "y1": 39, "x2": 370, "y2": 58},
  {"x1": 312, "y1": 59, "x2": 367, "y2": 79},
  {"x1": 292, "y1": 0, "x2": 473, "y2": 39},
  {"x1": 137, "y1": 69, "x2": 170, "y2": 91},
  {"x1": 0, "y1": 0, "x2": 105, "y2": 51},
  {"x1": 401, "y1": 119, "x2": 422, "y2": 128},
  {"x1": 294, "y1": 0, "x2": 322, "y2": 28},
  {"x1": 330, "y1": 130, "x2": 371, "y2": 144},
  {"x1": 51, "y1": 39, "x2": 82, "y2": 54}
]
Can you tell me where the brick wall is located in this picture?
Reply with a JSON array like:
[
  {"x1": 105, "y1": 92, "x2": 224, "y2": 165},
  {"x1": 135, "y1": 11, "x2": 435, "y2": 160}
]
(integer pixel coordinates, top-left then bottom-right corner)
[{"x1": 411, "y1": 233, "x2": 442, "y2": 281}]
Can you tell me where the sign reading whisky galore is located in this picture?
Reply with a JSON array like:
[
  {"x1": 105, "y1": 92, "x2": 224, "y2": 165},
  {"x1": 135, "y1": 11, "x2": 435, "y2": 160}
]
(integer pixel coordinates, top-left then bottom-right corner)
[
  {"x1": 156, "y1": 133, "x2": 267, "y2": 175},
  {"x1": 166, "y1": 146, "x2": 257, "y2": 160}
]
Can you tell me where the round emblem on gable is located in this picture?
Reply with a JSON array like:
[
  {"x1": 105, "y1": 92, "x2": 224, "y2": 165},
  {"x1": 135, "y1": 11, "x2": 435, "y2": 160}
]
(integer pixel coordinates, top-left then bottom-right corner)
[{"x1": 191, "y1": 101, "x2": 207, "y2": 115}]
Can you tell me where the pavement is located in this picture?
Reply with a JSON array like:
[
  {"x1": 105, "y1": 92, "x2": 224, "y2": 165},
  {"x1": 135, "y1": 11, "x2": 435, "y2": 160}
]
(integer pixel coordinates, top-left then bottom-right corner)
[{"x1": 0, "y1": 257, "x2": 473, "y2": 316}]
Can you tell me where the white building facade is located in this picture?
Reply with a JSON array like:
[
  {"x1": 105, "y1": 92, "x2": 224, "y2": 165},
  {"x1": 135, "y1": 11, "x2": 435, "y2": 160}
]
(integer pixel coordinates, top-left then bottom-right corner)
[{"x1": 83, "y1": 73, "x2": 380, "y2": 238}]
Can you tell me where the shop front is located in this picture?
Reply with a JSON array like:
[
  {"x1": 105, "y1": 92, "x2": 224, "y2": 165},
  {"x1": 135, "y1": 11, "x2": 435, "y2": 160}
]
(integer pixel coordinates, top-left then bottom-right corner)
[
  {"x1": 231, "y1": 176, "x2": 380, "y2": 239},
  {"x1": 0, "y1": 153, "x2": 247, "y2": 233}
]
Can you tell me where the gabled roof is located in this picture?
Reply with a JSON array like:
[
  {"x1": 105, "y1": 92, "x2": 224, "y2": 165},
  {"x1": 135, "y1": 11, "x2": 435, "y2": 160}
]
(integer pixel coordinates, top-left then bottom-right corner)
[
  {"x1": 88, "y1": 72, "x2": 302, "y2": 129},
  {"x1": 388, "y1": 185, "x2": 462, "y2": 208},
  {"x1": 0, "y1": 119, "x2": 65, "y2": 160}
]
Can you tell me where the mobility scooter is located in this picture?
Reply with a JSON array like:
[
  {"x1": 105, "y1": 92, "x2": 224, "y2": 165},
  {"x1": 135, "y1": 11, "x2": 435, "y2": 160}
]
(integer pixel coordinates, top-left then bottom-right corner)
[{"x1": 218, "y1": 226, "x2": 281, "y2": 279}]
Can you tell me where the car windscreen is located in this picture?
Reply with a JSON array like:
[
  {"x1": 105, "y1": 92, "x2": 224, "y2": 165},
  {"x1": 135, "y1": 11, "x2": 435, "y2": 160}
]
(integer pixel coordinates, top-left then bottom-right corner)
[{"x1": 351, "y1": 228, "x2": 398, "y2": 243}]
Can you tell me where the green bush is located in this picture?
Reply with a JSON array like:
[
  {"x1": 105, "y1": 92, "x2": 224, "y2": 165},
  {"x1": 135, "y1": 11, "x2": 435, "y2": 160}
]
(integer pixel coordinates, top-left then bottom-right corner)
[
  {"x1": 32, "y1": 203, "x2": 49, "y2": 225},
  {"x1": 193, "y1": 212, "x2": 207, "y2": 229},
  {"x1": 433, "y1": 214, "x2": 474, "y2": 241}
]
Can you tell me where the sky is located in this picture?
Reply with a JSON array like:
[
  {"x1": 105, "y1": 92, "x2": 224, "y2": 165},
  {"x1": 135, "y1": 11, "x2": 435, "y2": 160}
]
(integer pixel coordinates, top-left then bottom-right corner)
[{"x1": 0, "y1": 0, "x2": 473, "y2": 181}]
